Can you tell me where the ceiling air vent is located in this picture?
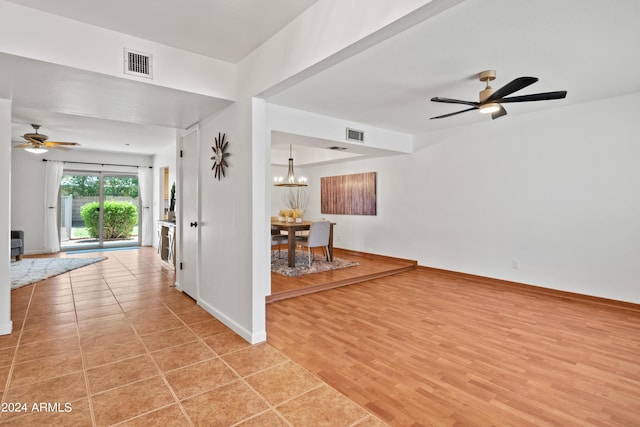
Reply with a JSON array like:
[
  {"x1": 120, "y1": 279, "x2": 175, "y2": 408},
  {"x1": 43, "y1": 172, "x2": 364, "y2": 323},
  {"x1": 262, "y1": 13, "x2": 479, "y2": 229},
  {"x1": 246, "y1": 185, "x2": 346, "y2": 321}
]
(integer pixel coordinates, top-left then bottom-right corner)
[
  {"x1": 124, "y1": 48, "x2": 153, "y2": 78},
  {"x1": 346, "y1": 128, "x2": 364, "y2": 143}
]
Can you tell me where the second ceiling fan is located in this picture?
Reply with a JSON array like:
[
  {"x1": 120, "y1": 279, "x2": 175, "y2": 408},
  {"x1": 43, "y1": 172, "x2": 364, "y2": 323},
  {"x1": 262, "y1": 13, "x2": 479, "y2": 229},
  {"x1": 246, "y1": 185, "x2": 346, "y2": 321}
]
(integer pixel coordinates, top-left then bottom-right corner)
[
  {"x1": 430, "y1": 70, "x2": 567, "y2": 120},
  {"x1": 15, "y1": 124, "x2": 80, "y2": 154}
]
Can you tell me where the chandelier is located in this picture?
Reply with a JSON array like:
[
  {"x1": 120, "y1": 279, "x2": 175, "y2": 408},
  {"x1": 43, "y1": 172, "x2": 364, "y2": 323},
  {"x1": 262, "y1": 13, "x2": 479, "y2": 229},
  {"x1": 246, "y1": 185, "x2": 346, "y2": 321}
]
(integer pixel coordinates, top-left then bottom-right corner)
[{"x1": 273, "y1": 145, "x2": 307, "y2": 187}]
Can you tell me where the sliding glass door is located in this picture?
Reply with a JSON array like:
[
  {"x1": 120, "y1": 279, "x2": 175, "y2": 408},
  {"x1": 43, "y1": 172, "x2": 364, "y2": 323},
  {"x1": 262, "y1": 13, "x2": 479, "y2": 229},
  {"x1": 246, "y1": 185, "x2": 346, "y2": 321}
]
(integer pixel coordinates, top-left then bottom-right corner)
[
  {"x1": 60, "y1": 173, "x2": 100, "y2": 250},
  {"x1": 59, "y1": 171, "x2": 140, "y2": 250}
]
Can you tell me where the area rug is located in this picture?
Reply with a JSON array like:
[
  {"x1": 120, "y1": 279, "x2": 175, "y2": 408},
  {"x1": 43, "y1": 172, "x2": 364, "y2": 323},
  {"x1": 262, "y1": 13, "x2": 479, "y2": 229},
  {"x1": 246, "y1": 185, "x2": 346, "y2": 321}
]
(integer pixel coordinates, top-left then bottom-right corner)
[
  {"x1": 271, "y1": 251, "x2": 358, "y2": 277},
  {"x1": 10, "y1": 257, "x2": 106, "y2": 290}
]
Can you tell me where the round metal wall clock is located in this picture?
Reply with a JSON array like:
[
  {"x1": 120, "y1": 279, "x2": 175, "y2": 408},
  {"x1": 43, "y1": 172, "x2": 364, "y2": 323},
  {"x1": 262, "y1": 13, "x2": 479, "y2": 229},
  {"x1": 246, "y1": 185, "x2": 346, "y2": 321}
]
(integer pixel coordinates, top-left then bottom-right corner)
[{"x1": 211, "y1": 132, "x2": 230, "y2": 180}]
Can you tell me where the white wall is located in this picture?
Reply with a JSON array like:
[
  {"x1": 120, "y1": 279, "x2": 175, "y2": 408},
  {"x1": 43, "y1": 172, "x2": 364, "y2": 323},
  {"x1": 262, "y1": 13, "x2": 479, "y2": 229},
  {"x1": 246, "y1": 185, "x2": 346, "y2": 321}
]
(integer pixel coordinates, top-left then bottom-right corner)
[
  {"x1": 267, "y1": 103, "x2": 413, "y2": 218},
  {"x1": 299, "y1": 93, "x2": 640, "y2": 303},
  {"x1": 268, "y1": 104, "x2": 413, "y2": 153},
  {"x1": 190, "y1": 0, "x2": 440, "y2": 342},
  {"x1": 196, "y1": 100, "x2": 258, "y2": 341},
  {"x1": 1, "y1": 98, "x2": 12, "y2": 335},
  {"x1": 11, "y1": 148, "x2": 153, "y2": 254}
]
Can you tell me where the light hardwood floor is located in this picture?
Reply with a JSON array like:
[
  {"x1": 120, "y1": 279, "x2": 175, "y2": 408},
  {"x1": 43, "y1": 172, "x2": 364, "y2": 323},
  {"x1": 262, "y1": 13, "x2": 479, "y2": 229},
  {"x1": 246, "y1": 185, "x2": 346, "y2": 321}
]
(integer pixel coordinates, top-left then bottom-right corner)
[
  {"x1": 267, "y1": 266, "x2": 640, "y2": 426},
  {"x1": 269, "y1": 248, "x2": 416, "y2": 302}
]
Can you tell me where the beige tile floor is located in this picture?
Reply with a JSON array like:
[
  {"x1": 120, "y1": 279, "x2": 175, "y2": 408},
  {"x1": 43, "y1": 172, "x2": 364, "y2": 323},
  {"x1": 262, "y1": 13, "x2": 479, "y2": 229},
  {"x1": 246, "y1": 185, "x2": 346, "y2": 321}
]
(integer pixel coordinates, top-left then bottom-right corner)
[{"x1": 1, "y1": 248, "x2": 386, "y2": 426}]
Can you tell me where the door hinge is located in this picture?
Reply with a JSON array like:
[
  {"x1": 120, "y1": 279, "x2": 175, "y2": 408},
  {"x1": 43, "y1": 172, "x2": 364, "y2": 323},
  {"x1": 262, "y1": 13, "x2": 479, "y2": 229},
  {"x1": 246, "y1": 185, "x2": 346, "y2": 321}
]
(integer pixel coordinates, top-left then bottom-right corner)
[
  {"x1": 180, "y1": 150, "x2": 183, "y2": 158},
  {"x1": 180, "y1": 262, "x2": 183, "y2": 270}
]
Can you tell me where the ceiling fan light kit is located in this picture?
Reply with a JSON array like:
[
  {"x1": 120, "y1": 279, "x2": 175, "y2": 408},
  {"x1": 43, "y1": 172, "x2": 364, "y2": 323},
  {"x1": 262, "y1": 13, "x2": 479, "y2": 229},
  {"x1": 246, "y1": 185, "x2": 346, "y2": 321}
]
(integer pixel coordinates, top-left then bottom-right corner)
[
  {"x1": 24, "y1": 146, "x2": 48, "y2": 154},
  {"x1": 479, "y1": 102, "x2": 500, "y2": 114},
  {"x1": 16, "y1": 124, "x2": 80, "y2": 153},
  {"x1": 430, "y1": 70, "x2": 567, "y2": 120}
]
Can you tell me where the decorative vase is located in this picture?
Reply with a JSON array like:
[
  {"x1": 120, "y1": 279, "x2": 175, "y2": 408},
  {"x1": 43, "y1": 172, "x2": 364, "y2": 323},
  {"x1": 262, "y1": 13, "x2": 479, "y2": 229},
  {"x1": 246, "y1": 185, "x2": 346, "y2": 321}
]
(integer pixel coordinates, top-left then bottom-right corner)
[
  {"x1": 287, "y1": 217, "x2": 294, "y2": 223},
  {"x1": 295, "y1": 217, "x2": 302, "y2": 223}
]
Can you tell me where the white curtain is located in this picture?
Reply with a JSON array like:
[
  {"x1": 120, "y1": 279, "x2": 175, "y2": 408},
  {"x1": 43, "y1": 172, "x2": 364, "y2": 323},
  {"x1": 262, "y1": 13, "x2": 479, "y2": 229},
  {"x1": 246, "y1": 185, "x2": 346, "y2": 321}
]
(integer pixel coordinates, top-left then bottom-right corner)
[
  {"x1": 43, "y1": 160, "x2": 64, "y2": 253},
  {"x1": 138, "y1": 167, "x2": 153, "y2": 246}
]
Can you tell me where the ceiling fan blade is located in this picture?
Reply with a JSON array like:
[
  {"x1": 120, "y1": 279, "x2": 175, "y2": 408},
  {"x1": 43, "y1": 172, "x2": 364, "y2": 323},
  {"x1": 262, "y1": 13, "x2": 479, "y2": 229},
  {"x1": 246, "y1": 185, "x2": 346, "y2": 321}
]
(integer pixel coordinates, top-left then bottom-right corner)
[
  {"x1": 44, "y1": 141, "x2": 80, "y2": 146},
  {"x1": 491, "y1": 105, "x2": 507, "y2": 120},
  {"x1": 26, "y1": 137, "x2": 43, "y2": 145},
  {"x1": 14, "y1": 143, "x2": 31, "y2": 148},
  {"x1": 431, "y1": 97, "x2": 479, "y2": 107},
  {"x1": 484, "y1": 76, "x2": 538, "y2": 102},
  {"x1": 498, "y1": 91, "x2": 567, "y2": 103},
  {"x1": 430, "y1": 106, "x2": 477, "y2": 120},
  {"x1": 47, "y1": 145, "x2": 71, "y2": 151}
]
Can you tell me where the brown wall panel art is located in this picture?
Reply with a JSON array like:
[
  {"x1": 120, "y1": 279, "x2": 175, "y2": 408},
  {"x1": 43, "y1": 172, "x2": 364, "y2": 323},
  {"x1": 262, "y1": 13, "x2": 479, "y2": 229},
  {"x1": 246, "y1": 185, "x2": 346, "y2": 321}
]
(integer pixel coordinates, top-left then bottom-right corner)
[{"x1": 321, "y1": 172, "x2": 376, "y2": 215}]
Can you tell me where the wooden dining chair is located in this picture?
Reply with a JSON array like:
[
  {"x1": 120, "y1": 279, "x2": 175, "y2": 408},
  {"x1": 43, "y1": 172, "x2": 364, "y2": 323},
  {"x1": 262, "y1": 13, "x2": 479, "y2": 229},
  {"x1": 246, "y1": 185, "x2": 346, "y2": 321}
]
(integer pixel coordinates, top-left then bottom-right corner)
[{"x1": 295, "y1": 220, "x2": 331, "y2": 267}]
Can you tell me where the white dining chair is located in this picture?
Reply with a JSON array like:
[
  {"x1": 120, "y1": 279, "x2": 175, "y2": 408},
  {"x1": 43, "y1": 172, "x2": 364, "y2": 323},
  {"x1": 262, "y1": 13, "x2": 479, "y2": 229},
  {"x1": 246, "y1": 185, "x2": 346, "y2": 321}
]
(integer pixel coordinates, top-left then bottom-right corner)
[
  {"x1": 271, "y1": 234, "x2": 288, "y2": 259},
  {"x1": 296, "y1": 220, "x2": 331, "y2": 267}
]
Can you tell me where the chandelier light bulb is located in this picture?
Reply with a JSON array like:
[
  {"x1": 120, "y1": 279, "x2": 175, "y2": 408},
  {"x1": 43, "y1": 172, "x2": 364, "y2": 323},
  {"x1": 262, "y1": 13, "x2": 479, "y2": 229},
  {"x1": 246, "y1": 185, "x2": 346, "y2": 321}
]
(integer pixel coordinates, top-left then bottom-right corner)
[{"x1": 273, "y1": 145, "x2": 308, "y2": 187}]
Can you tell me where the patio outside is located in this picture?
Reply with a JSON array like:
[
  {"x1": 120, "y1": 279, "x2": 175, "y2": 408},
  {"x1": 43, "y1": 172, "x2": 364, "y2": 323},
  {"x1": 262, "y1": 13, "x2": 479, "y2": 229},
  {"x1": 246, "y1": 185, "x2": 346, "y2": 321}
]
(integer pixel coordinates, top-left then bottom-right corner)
[{"x1": 60, "y1": 174, "x2": 140, "y2": 250}]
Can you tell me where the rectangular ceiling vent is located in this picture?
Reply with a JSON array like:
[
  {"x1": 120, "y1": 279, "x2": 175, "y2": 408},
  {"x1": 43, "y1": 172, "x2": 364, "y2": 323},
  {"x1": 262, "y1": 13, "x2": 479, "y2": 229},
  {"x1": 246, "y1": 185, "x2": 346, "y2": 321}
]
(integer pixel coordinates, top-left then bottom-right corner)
[
  {"x1": 346, "y1": 128, "x2": 364, "y2": 143},
  {"x1": 124, "y1": 48, "x2": 153, "y2": 78}
]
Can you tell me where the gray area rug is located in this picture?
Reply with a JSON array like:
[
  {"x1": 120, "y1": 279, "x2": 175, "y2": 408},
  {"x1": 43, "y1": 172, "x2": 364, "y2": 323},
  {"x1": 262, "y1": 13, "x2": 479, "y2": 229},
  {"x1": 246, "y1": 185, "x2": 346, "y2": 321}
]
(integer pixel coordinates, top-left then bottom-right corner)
[
  {"x1": 10, "y1": 257, "x2": 106, "y2": 290},
  {"x1": 271, "y1": 250, "x2": 358, "y2": 277}
]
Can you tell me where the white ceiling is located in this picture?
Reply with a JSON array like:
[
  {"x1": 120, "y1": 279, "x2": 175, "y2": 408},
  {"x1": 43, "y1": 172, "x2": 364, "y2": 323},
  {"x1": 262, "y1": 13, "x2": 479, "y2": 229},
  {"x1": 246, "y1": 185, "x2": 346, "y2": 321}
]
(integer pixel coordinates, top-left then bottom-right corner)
[
  {"x1": 2, "y1": 52, "x2": 231, "y2": 154},
  {"x1": 4, "y1": 0, "x2": 318, "y2": 155},
  {"x1": 4, "y1": 0, "x2": 640, "y2": 159},
  {"x1": 268, "y1": 0, "x2": 640, "y2": 134},
  {"x1": 5, "y1": 0, "x2": 319, "y2": 63}
]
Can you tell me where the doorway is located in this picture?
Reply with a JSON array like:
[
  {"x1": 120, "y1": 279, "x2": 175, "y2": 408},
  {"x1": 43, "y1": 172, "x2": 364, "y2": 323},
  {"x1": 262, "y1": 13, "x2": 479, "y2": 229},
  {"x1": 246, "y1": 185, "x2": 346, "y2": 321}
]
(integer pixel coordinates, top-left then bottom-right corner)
[{"x1": 59, "y1": 171, "x2": 141, "y2": 250}]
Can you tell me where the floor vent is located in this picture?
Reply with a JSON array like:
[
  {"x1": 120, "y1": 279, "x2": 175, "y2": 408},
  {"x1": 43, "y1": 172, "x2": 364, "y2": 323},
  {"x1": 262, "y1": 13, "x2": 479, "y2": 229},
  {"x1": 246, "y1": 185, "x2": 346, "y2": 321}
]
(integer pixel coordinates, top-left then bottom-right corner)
[
  {"x1": 346, "y1": 128, "x2": 364, "y2": 142},
  {"x1": 124, "y1": 48, "x2": 153, "y2": 78}
]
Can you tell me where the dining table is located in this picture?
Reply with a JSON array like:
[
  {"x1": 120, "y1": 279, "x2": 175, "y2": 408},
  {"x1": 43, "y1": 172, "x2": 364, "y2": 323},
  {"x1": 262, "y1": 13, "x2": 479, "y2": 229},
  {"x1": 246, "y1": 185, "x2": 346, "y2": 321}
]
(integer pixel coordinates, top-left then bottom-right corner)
[{"x1": 271, "y1": 219, "x2": 336, "y2": 267}]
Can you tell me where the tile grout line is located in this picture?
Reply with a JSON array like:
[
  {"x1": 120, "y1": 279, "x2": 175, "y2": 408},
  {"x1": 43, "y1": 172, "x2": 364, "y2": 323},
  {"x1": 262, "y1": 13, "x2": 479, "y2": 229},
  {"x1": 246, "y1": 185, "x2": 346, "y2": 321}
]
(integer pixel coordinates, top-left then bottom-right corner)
[
  {"x1": 163, "y1": 285, "x2": 381, "y2": 426},
  {"x1": 154, "y1": 294, "x2": 290, "y2": 426},
  {"x1": 157, "y1": 296, "x2": 244, "y2": 426},
  {"x1": 8, "y1": 249, "x2": 387, "y2": 426},
  {"x1": 2, "y1": 272, "x2": 90, "y2": 424},
  {"x1": 72, "y1": 265, "x2": 104, "y2": 427},
  {"x1": 4, "y1": 251, "x2": 175, "y2": 425},
  {"x1": 111, "y1": 256, "x2": 196, "y2": 427},
  {"x1": 108, "y1": 403, "x2": 181, "y2": 426},
  {"x1": 1, "y1": 277, "x2": 36, "y2": 412},
  {"x1": 121, "y1": 261, "x2": 387, "y2": 427},
  {"x1": 202, "y1": 352, "x2": 290, "y2": 426},
  {"x1": 77, "y1": 254, "x2": 166, "y2": 425}
]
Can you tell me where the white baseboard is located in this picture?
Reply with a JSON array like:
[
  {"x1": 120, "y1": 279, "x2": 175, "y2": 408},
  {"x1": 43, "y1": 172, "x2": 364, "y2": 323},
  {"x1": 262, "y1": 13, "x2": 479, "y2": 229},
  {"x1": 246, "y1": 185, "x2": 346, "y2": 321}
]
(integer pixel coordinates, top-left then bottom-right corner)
[
  {"x1": 24, "y1": 249, "x2": 45, "y2": 256},
  {"x1": 0, "y1": 320, "x2": 13, "y2": 336},
  {"x1": 173, "y1": 281, "x2": 183, "y2": 292},
  {"x1": 198, "y1": 298, "x2": 266, "y2": 344}
]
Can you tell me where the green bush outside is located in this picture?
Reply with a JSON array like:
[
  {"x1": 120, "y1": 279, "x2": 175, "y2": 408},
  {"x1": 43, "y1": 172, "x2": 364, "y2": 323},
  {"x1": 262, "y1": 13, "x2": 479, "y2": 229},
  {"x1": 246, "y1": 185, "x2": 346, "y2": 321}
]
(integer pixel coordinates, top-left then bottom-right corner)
[{"x1": 80, "y1": 201, "x2": 138, "y2": 239}]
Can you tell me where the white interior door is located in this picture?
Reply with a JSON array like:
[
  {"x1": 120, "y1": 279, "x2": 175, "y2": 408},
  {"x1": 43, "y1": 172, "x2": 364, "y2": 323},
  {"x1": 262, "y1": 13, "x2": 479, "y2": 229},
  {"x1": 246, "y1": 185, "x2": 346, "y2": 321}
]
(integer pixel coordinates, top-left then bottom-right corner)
[{"x1": 179, "y1": 127, "x2": 199, "y2": 299}]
